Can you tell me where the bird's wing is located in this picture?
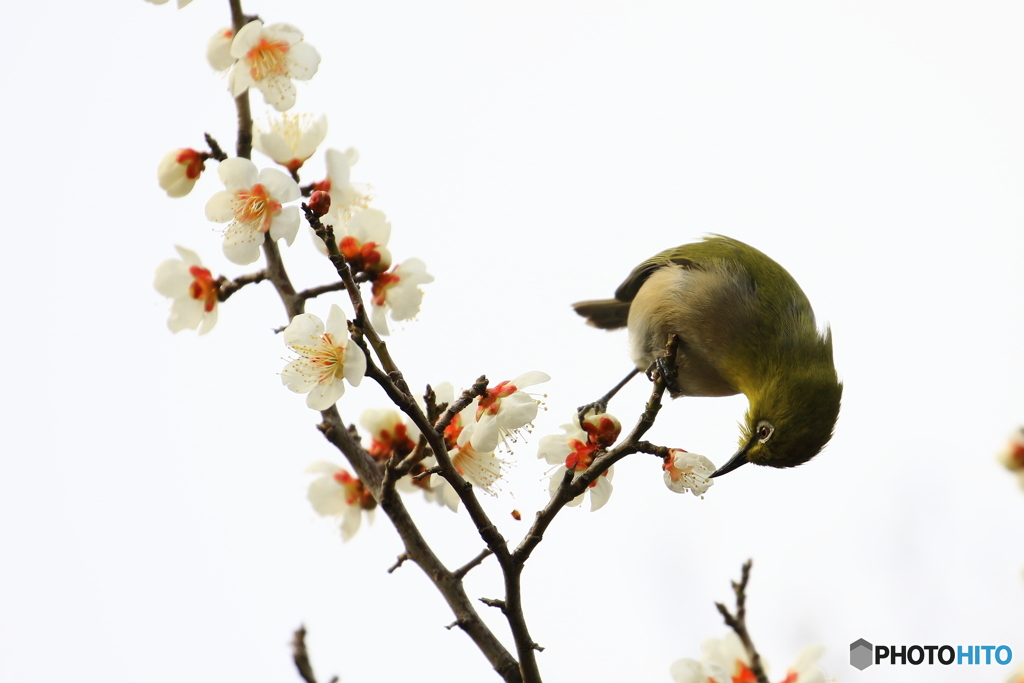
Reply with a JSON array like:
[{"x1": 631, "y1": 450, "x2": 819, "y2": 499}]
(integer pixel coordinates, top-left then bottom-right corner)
[{"x1": 613, "y1": 255, "x2": 701, "y2": 302}]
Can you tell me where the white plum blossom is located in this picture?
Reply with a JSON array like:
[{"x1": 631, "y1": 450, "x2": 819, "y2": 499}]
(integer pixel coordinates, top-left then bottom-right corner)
[
  {"x1": 663, "y1": 449, "x2": 715, "y2": 497},
  {"x1": 253, "y1": 114, "x2": 327, "y2": 173},
  {"x1": 700, "y1": 632, "x2": 753, "y2": 681},
  {"x1": 323, "y1": 208, "x2": 393, "y2": 274},
  {"x1": 432, "y1": 422, "x2": 506, "y2": 512},
  {"x1": 157, "y1": 148, "x2": 204, "y2": 198},
  {"x1": 471, "y1": 371, "x2": 550, "y2": 452},
  {"x1": 206, "y1": 27, "x2": 235, "y2": 71},
  {"x1": 782, "y1": 645, "x2": 827, "y2": 683},
  {"x1": 205, "y1": 157, "x2": 300, "y2": 265},
  {"x1": 229, "y1": 21, "x2": 320, "y2": 112},
  {"x1": 305, "y1": 461, "x2": 372, "y2": 541},
  {"x1": 313, "y1": 147, "x2": 371, "y2": 232},
  {"x1": 153, "y1": 246, "x2": 218, "y2": 334},
  {"x1": 360, "y1": 407, "x2": 418, "y2": 460},
  {"x1": 281, "y1": 304, "x2": 366, "y2": 410},
  {"x1": 538, "y1": 410, "x2": 618, "y2": 512},
  {"x1": 144, "y1": 0, "x2": 194, "y2": 7},
  {"x1": 370, "y1": 258, "x2": 435, "y2": 335},
  {"x1": 678, "y1": 634, "x2": 827, "y2": 683},
  {"x1": 669, "y1": 658, "x2": 729, "y2": 683}
]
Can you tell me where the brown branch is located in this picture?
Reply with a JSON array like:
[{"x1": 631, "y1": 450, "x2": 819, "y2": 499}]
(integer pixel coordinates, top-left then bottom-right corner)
[
  {"x1": 387, "y1": 553, "x2": 410, "y2": 574},
  {"x1": 211, "y1": 1, "x2": 521, "y2": 681},
  {"x1": 453, "y1": 548, "x2": 493, "y2": 580},
  {"x1": 295, "y1": 281, "x2": 346, "y2": 307},
  {"x1": 203, "y1": 133, "x2": 228, "y2": 162},
  {"x1": 217, "y1": 270, "x2": 267, "y2": 302},
  {"x1": 292, "y1": 625, "x2": 325, "y2": 683},
  {"x1": 316, "y1": 407, "x2": 521, "y2": 682},
  {"x1": 714, "y1": 560, "x2": 769, "y2": 683},
  {"x1": 514, "y1": 335, "x2": 679, "y2": 565},
  {"x1": 302, "y1": 203, "x2": 403, "y2": 378},
  {"x1": 480, "y1": 597, "x2": 507, "y2": 612}
]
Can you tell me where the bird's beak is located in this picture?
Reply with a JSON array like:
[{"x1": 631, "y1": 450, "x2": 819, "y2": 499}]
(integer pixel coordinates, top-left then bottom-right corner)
[{"x1": 710, "y1": 436, "x2": 755, "y2": 478}]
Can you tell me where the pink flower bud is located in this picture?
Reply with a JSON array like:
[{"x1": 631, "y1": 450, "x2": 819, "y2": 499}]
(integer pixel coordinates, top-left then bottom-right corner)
[{"x1": 308, "y1": 189, "x2": 331, "y2": 217}]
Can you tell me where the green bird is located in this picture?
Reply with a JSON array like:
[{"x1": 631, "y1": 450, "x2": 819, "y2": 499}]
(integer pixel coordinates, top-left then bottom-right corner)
[{"x1": 573, "y1": 235, "x2": 842, "y2": 477}]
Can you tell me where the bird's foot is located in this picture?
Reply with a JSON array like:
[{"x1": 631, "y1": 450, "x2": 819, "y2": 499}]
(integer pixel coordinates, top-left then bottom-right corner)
[
  {"x1": 648, "y1": 356, "x2": 680, "y2": 395},
  {"x1": 576, "y1": 399, "x2": 608, "y2": 422}
]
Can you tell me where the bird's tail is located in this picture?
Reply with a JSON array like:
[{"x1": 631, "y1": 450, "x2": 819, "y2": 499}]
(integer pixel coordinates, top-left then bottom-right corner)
[{"x1": 572, "y1": 299, "x2": 631, "y2": 330}]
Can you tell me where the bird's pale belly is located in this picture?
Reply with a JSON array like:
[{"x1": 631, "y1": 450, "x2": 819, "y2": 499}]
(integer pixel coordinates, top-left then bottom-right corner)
[{"x1": 627, "y1": 263, "x2": 752, "y2": 398}]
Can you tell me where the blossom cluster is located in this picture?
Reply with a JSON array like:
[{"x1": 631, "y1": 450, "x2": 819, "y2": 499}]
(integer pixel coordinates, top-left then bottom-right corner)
[
  {"x1": 537, "y1": 410, "x2": 622, "y2": 511},
  {"x1": 151, "y1": 10, "x2": 433, "y2": 342},
  {"x1": 670, "y1": 632, "x2": 826, "y2": 683},
  {"x1": 304, "y1": 374, "x2": 550, "y2": 536}
]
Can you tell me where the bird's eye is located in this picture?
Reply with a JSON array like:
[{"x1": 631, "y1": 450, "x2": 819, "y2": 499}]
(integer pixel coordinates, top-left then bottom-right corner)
[{"x1": 756, "y1": 421, "x2": 774, "y2": 443}]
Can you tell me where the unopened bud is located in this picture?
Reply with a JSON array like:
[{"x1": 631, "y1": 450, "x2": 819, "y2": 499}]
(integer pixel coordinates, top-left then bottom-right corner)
[
  {"x1": 308, "y1": 190, "x2": 331, "y2": 217},
  {"x1": 582, "y1": 412, "x2": 622, "y2": 448}
]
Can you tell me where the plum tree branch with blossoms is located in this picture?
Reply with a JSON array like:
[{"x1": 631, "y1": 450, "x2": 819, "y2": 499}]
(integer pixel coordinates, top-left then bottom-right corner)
[{"x1": 148, "y1": 1, "x2": 827, "y2": 682}]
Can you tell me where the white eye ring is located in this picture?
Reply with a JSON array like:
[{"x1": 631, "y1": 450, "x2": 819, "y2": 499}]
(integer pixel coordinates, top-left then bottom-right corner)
[{"x1": 756, "y1": 421, "x2": 774, "y2": 444}]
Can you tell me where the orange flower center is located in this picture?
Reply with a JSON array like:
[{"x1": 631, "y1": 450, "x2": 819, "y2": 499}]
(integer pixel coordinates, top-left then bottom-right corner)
[
  {"x1": 187, "y1": 266, "x2": 218, "y2": 313},
  {"x1": 232, "y1": 183, "x2": 281, "y2": 232},
  {"x1": 371, "y1": 271, "x2": 400, "y2": 306},
  {"x1": 340, "y1": 236, "x2": 386, "y2": 274},
  {"x1": 247, "y1": 37, "x2": 289, "y2": 81}
]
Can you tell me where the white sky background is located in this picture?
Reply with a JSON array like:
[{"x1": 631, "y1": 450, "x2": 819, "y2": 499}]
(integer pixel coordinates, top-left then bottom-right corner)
[{"x1": 2, "y1": 1, "x2": 1023, "y2": 681}]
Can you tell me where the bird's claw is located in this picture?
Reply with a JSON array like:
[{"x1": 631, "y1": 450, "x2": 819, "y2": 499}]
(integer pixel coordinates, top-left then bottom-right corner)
[
  {"x1": 576, "y1": 400, "x2": 607, "y2": 422},
  {"x1": 648, "y1": 356, "x2": 680, "y2": 394}
]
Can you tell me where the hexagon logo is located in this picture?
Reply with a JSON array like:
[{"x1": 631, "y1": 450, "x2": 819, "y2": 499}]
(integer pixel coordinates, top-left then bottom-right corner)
[{"x1": 850, "y1": 638, "x2": 873, "y2": 670}]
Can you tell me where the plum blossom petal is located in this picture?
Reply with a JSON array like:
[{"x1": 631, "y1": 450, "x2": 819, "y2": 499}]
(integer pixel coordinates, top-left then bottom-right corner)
[
  {"x1": 539, "y1": 409, "x2": 618, "y2": 511},
  {"x1": 228, "y1": 21, "x2": 321, "y2": 112},
  {"x1": 144, "y1": 0, "x2": 194, "y2": 8},
  {"x1": 471, "y1": 372, "x2": 550, "y2": 452},
  {"x1": 663, "y1": 450, "x2": 715, "y2": 496},
  {"x1": 205, "y1": 158, "x2": 300, "y2": 265},
  {"x1": 360, "y1": 408, "x2": 417, "y2": 462},
  {"x1": 207, "y1": 27, "x2": 235, "y2": 70},
  {"x1": 325, "y1": 207, "x2": 393, "y2": 275},
  {"x1": 369, "y1": 258, "x2": 434, "y2": 335},
  {"x1": 253, "y1": 114, "x2": 327, "y2": 172},
  {"x1": 781, "y1": 644, "x2": 827, "y2": 683},
  {"x1": 153, "y1": 246, "x2": 219, "y2": 334},
  {"x1": 158, "y1": 148, "x2": 205, "y2": 198},
  {"x1": 282, "y1": 304, "x2": 366, "y2": 410},
  {"x1": 311, "y1": 148, "x2": 371, "y2": 237},
  {"x1": 305, "y1": 461, "x2": 374, "y2": 542},
  {"x1": 432, "y1": 423, "x2": 506, "y2": 512},
  {"x1": 669, "y1": 658, "x2": 729, "y2": 683}
]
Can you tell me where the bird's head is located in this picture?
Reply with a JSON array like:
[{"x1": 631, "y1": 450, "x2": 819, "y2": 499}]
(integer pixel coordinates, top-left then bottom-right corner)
[{"x1": 711, "y1": 369, "x2": 842, "y2": 477}]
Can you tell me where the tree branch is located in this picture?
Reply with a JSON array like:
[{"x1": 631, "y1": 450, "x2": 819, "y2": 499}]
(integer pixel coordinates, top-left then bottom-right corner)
[
  {"x1": 316, "y1": 407, "x2": 521, "y2": 682},
  {"x1": 217, "y1": 269, "x2": 267, "y2": 302},
  {"x1": 714, "y1": 560, "x2": 769, "y2": 683}
]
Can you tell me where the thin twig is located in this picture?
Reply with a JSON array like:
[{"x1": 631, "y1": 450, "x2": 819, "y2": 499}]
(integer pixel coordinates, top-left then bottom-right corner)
[
  {"x1": 217, "y1": 269, "x2": 267, "y2": 302},
  {"x1": 453, "y1": 549, "x2": 493, "y2": 580},
  {"x1": 295, "y1": 281, "x2": 346, "y2": 307},
  {"x1": 291, "y1": 625, "x2": 319, "y2": 683},
  {"x1": 480, "y1": 598, "x2": 507, "y2": 612},
  {"x1": 714, "y1": 560, "x2": 769, "y2": 683},
  {"x1": 387, "y1": 553, "x2": 410, "y2": 574},
  {"x1": 203, "y1": 132, "x2": 228, "y2": 161},
  {"x1": 514, "y1": 335, "x2": 680, "y2": 565},
  {"x1": 316, "y1": 407, "x2": 521, "y2": 682}
]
